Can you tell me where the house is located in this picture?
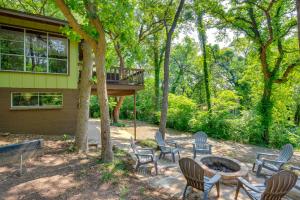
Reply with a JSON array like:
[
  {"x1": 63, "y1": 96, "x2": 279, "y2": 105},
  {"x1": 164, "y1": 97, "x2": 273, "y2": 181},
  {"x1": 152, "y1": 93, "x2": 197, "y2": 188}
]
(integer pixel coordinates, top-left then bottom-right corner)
[{"x1": 0, "y1": 8, "x2": 144, "y2": 136}]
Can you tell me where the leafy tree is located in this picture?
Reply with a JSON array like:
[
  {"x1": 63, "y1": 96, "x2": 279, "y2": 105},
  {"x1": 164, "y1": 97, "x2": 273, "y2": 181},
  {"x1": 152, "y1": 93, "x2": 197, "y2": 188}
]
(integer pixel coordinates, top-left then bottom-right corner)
[
  {"x1": 55, "y1": 0, "x2": 135, "y2": 162},
  {"x1": 159, "y1": 0, "x2": 185, "y2": 138},
  {"x1": 204, "y1": 0, "x2": 300, "y2": 144}
]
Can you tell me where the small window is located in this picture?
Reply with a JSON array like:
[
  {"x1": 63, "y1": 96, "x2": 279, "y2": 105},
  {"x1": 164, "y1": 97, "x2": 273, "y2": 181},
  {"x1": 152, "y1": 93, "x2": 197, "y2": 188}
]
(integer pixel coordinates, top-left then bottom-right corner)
[
  {"x1": 48, "y1": 35, "x2": 68, "y2": 74},
  {"x1": 11, "y1": 92, "x2": 63, "y2": 109}
]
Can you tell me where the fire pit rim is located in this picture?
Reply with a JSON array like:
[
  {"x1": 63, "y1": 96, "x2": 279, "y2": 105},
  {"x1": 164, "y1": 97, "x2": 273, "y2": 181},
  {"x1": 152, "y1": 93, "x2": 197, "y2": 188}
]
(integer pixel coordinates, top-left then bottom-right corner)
[{"x1": 197, "y1": 155, "x2": 248, "y2": 184}]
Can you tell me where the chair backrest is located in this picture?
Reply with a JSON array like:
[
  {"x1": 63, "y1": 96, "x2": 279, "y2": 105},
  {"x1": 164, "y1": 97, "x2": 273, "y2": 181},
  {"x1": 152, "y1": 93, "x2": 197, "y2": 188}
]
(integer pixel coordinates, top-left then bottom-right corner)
[
  {"x1": 179, "y1": 158, "x2": 205, "y2": 191},
  {"x1": 261, "y1": 170, "x2": 297, "y2": 200},
  {"x1": 155, "y1": 131, "x2": 166, "y2": 147},
  {"x1": 277, "y1": 144, "x2": 293, "y2": 163},
  {"x1": 193, "y1": 131, "x2": 208, "y2": 145}
]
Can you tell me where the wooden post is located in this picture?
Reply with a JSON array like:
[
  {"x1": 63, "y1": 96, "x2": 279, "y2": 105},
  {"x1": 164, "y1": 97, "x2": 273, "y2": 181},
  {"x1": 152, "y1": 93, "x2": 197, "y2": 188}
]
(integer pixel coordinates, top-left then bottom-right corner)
[{"x1": 134, "y1": 91, "x2": 137, "y2": 140}]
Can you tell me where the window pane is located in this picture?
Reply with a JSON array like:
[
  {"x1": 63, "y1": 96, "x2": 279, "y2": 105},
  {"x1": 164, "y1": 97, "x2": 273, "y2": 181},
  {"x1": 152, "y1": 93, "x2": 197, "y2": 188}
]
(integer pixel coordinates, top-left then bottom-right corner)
[
  {"x1": 1, "y1": 54, "x2": 24, "y2": 71},
  {"x1": 0, "y1": 26, "x2": 24, "y2": 41},
  {"x1": 1, "y1": 40, "x2": 24, "y2": 54},
  {"x1": 48, "y1": 36, "x2": 67, "y2": 59},
  {"x1": 12, "y1": 93, "x2": 39, "y2": 107},
  {"x1": 49, "y1": 58, "x2": 67, "y2": 74},
  {"x1": 39, "y1": 93, "x2": 63, "y2": 107},
  {"x1": 25, "y1": 30, "x2": 47, "y2": 58},
  {"x1": 26, "y1": 56, "x2": 47, "y2": 72}
]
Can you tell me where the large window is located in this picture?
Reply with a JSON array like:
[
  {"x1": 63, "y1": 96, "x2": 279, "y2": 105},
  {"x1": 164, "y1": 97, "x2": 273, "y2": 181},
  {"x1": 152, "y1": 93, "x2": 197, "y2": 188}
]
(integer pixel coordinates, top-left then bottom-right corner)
[
  {"x1": 0, "y1": 25, "x2": 68, "y2": 74},
  {"x1": 11, "y1": 92, "x2": 63, "y2": 109}
]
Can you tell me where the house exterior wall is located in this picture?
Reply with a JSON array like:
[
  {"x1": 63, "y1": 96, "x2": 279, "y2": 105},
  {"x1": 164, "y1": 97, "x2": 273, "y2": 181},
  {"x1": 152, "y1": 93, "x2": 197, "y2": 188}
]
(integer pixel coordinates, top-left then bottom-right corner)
[
  {"x1": 0, "y1": 88, "x2": 78, "y2": 135},
  {"x1": 0, "y1": 15, "x2": 79, "y2": 89},
  {"x1": 0, "y1": 13, "x2": 79, "y2": 135}
]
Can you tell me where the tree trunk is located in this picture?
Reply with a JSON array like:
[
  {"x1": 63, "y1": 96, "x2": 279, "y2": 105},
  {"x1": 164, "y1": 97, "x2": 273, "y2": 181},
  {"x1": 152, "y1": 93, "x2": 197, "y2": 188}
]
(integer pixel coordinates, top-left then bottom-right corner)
[
  {"x1": 95, "y1": 42, "x2": 113, "y2": 162},
  {"x1": 295, "y1": 103, "x2": 300, "y2": 126},
  {"x1": 159, "y1": 34, "x2": 172, "y2": 138},
  {"x1": 296, "y1": 0, "x2": 300, "y2": 50},
  {"x1": 113, "y1": 96, "x2": 125, "y2": 123},
  {"x1": 260, "y1": 78, "x2": 273, "y2": 144},
  {"x1": 159, "y1": 0, "x2": 185, "y2": 139},
  {"x1": 75, "y1": 41, "x2": 93, "y2": 152},
  {"x1": 197, "y1": 11, "x2": 211, "y2": 113},
  {"x1": 154, "y1": 44, "x2": 160, "y2": 111}
]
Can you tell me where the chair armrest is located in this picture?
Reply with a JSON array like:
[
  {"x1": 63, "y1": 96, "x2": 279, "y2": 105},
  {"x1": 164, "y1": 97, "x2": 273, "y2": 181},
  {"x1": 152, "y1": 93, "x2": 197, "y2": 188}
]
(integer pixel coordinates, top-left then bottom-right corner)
[
  {"x1": 136, "y1": 148, "x2": 154, "y2": 155},
  {"x1": 207, "y1": 173, "x2": 221, "y2": 185},
  {"x1": 137, "y1": 153, "x2": 154, "y2": 159},
  {"x1": 291, "y1": 166, "x2": 300, "y2": 171},
  {"x1": 238, "y1": 177, "x2": 262, "y2": 193},
  {"x1": 166, "y1": 140, "x2": 177, "y2": 147},
  {"x1": 256, "y1": 152, "x2": 277, "y2": 159},
  {"x1": 262, "y1": 158, "x2": 285, "y2": 166}
]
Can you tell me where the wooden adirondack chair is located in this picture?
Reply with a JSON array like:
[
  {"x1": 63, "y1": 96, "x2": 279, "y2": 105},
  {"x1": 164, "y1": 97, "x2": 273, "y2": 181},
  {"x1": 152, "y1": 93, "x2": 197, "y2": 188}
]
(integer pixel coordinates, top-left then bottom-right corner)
[
  {"x1": 155, "y1": 131, "x2": 180, "y2": 162},
  {"x1": 179, "y1": 157, "x2": 221, "y2": 200},
  {"x1": 193, "y1": 131, "x2": 212, "y2": 158},
  {"x1": 235, "y1": 170, "x2": 298, "y2": 200},
  {"x1": 130, "y1": 137, "x2": 158, "y2": 175},
  {"x1": 252, "y1": 144, "x2": 293, "y2": 176}
]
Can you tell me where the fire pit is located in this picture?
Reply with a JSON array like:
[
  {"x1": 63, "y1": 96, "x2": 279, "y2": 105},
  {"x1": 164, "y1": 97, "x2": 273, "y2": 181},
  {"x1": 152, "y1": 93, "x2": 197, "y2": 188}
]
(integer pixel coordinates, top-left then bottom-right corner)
[{"x1": 198, "y1": 155, "x2": 248, "y2": 185}]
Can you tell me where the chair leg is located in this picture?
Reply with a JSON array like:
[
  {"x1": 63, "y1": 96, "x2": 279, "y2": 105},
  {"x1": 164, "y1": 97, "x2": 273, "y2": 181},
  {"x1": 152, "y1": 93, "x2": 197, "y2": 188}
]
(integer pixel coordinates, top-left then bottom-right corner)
[
  {"x1": 135, "y1": 163, "x2": 140, "y2": 171},
  {"x1": 235, "y1": 181, "x2": 242, "y2": 200},
  {"x1": 182, "y1": 185, "x2": 188, "y2": 200},
  {"x1": 256, "y1": 165, "x2": 262, "y2": 176},
  {"x1": 154, "y1": 161, "x2": 158, "y2": 175},
  {"x1": 172, "y1": 153, "x2": 175, "y2": 162},
  {"x1": 203, "y1": 191, "x2": 209, "y2": 200},
  {"x1": 252, "y1": 163, "x2": 256, "y2": 172},
  {"x1": 216, "y1": 182, "x2": 220, "y2": 198},
  {"x1": 159, "y1": 152, "x2": 163, "y2": 159}
]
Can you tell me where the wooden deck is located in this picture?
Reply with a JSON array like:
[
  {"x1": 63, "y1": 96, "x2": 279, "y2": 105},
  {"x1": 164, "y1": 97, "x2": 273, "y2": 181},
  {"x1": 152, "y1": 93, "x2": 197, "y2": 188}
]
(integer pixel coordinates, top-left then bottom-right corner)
[{"x1": 91, "y1": 67, "x2": 144, "y2": 96}]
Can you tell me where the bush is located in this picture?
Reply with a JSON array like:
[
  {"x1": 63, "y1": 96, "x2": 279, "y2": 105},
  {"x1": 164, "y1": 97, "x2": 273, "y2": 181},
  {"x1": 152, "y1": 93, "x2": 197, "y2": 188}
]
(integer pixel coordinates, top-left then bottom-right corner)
[
  {"x1": 167, "y1": 94, "x2": 197, "y2": 131},
  {"x1": 90, "y1": 95, "x2": 100, "y2": 118}
]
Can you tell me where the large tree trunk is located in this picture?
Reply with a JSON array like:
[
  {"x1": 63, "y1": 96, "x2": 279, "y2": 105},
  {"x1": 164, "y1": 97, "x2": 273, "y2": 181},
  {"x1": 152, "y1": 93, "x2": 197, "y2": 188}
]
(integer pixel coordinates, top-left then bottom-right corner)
[
  {"x1": 113, "y1": 96, "x2": 125, "y2": 123},
  {"x1": 159, "y1": 34, "x2": 172, "y2": 138},
  {"x1": 95, "y1": 41, "x2": 113, "y2": 162},
  {"x1": 260, "y1": 78, "x2": 273, "y2": 144},
  {"x1": 197, "y1": 11, "x2": 211, "y2": 113},
  {"x1": 75, "y1": 41, "x2": 93, "y2": 152},
  {"x1": 159, "y1": 0, "x2": 185, "y2": 138}
]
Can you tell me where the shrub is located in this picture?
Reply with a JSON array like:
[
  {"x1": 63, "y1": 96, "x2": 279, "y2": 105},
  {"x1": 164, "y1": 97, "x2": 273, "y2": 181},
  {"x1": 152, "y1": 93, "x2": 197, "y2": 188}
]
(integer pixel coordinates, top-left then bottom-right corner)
[{"x1": 167, "y1": 94, "x2": 197, "y2": 131}]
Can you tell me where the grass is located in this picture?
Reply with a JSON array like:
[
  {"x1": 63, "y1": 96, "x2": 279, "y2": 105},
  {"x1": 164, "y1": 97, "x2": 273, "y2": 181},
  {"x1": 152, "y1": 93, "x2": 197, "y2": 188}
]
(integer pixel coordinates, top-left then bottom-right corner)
[
  {"x1": 97, "y1": 147, "x2": 133, "y2": 184},
  {"x1": 137, "y1": 139, "x2": 157, "y2": 148}
]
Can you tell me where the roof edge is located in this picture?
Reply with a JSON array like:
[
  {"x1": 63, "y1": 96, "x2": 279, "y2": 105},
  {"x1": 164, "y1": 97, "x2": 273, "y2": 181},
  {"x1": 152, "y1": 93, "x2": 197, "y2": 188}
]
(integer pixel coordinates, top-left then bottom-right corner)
[{"x1": 0, "y1": 7, "x2": 68, "y2": 26}]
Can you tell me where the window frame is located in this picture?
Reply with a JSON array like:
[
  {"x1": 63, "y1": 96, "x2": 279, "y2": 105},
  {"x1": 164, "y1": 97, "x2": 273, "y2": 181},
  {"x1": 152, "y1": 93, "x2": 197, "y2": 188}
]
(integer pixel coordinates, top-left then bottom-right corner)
[
  {"x1": 0, "y1": 24, "x2": 69, "y2": 75},
  {"x1": 11, "y1": 92, "x2": 64, "y2": 110}
]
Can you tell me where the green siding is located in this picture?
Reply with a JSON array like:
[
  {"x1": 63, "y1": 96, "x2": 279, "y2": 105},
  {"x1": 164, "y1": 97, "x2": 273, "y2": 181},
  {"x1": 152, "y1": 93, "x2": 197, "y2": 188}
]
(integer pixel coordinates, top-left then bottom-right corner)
[{"x1": 0, "y1": 16, "x2": 79, "y2": 89}]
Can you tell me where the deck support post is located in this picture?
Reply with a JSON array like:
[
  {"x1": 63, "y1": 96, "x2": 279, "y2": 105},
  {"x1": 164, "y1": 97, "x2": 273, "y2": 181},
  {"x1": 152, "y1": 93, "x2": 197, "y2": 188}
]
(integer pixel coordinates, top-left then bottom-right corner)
[{"x1": 134, "y1": 90, "x2": 137, "y2": 140}]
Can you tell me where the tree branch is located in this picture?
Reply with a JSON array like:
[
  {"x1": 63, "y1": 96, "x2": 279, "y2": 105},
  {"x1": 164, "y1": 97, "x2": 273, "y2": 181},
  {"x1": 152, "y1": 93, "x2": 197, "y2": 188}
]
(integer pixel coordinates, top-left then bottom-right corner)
[
  {"x1": 274, "y1": 59, "x2": 300, "y2": 83},
  {"x1": 55, "y1": 0, "x2": 96, "y2": 49}
]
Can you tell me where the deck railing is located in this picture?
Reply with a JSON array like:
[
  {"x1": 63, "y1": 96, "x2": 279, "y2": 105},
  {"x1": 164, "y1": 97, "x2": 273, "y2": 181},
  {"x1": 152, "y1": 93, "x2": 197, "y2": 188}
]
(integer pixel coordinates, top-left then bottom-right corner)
[{"x1": 90, "y1": 67, "x2": 144, "y2": 86}]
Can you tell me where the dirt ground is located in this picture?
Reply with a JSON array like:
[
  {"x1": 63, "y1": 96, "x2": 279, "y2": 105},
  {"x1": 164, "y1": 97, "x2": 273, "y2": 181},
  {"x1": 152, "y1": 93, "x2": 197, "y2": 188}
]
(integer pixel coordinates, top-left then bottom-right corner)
[
  {"x1": 0, "y1": 134, "x2": 176, "y2": 200},
  {"x1": 1, "y1": 120, "x2": 300, "y2": 200}
]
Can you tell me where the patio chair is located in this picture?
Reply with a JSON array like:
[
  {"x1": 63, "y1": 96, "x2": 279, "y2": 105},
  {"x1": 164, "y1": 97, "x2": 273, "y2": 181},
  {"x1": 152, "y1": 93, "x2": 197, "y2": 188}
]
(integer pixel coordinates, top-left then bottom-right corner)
[
  {"x1": 235, "y1": 170, "x2": 297, "y2": 200},
  {"x1": 252, "y1": 144, "x2": 293, "y2": 176},
  {"x1": 130, "y1": 137, "x2": 158, "y2": 175},
  {"x1": 290, "y1": 166, "x2": 300, "y2": 190},
  {"x1": 155, "y1": 131, "x2": 180, "y2": 162},
  {"x1": 179, "y1": 157, "x2": 221, "y2": 200},
  {"x1": 193, "y1": 131, "x2": 212, "y2": 158}
]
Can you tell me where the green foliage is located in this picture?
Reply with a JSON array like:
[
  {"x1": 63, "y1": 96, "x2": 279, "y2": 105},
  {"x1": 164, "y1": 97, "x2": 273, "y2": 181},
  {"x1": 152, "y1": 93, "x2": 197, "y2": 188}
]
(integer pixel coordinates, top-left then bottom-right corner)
[
  {"x1": 167, "y1": 94, "x2": 197, "y2": 131},
  {"x1": 90, "y1": 95, "x2": 100, "y2": 118}
]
